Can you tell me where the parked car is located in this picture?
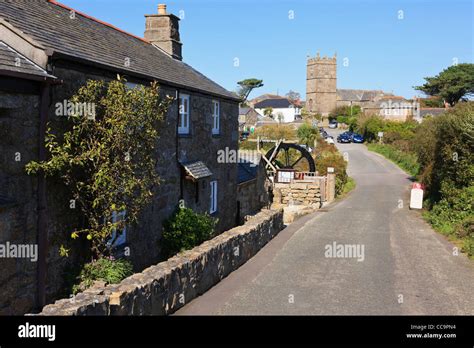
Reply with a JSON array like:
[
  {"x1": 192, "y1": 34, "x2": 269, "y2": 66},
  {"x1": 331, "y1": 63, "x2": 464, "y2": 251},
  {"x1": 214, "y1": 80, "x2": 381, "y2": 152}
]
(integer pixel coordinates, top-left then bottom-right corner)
[
  {"x1": 328, "y1": 121, "x2": 338, "y2": 129},
  {"x1": 337, "y1": 133, "x2": 351, "y2": 143},
  {"x1": 325, "y1": 136, "x2": 335, "y2": 144},
  {"x1": 342, "y1": 131, "x2": 353, "y2": 137},
  {"x1": 351, "y1": 133, "x2": 364, "y2": 143}
]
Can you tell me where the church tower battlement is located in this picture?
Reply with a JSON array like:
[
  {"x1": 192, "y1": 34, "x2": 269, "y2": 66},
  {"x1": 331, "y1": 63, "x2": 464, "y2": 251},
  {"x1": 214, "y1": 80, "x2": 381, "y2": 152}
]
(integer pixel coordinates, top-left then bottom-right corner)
[{"x1": 306, "y1": 52, "x2": 337, "y2": 116}]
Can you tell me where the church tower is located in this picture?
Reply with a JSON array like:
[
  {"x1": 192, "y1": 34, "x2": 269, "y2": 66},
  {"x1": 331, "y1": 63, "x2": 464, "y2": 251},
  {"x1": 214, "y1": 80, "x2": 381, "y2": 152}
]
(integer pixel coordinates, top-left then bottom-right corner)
[{"x1": 306, "y1": 52, "x2": 337, "y2": 116}]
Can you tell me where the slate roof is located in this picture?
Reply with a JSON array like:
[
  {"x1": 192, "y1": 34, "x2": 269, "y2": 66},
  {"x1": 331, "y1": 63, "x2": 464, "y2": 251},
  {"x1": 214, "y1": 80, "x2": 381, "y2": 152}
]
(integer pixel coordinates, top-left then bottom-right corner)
[
  {"x1": 237, "y1": 152, "x2": 261, "y2": 184},
  {"x1": 361, "y1": 90, "x2": 382, "y2": 101},
  {"x1": 0, "y1": 41, "x2": 56, "y2": 80},
  {"x1": 238, "y1": 162, "x2": 258, "y2": 184},
  {"x1": 254, "y1": 98, "x2": 293, "y2": 109},
  {"x1": 419, "y1": 108, "x2": 446, "y2": 117},
  {"x1": 337, "y1": 89, "x2": 389, "y2": 102},
  {"x1": 239, "y1": 107, "x2": 251, "y2": 115},
  {"x1": 256, "y1": 114, "x2": 277, "y2": 125},
  {"x1": 181, "y1": 160, "x2": 212, "y2": 180},
  {"x1": 336, "y1": 89, "x2": 365, "y2": 101},
  {"x1": 0, "y1": 0, "x2": 238, "y2": 100}
]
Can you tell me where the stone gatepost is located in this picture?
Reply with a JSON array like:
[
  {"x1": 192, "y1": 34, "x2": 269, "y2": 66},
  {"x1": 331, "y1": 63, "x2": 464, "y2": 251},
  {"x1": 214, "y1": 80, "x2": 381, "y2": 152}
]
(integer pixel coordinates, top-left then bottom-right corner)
[{"x1": 326, "y1": 167, "x2": 336, "y2": 202}]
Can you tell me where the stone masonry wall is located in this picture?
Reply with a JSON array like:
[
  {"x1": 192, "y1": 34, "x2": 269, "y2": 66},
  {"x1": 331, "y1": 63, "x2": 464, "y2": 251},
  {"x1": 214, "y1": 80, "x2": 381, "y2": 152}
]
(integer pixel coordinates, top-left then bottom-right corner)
[
  {"x1": 237, "y1": 162, "x2": 269, "y2": 224},
  {"x1": 273, "y1": 182, "x2": 322, "y2": 208},
  {"x1": 37, "y1": 209, "x2": 283, "y2": 315},
  {"x1": 0, "y1": 91, "x2": 40, "y2": 315}
]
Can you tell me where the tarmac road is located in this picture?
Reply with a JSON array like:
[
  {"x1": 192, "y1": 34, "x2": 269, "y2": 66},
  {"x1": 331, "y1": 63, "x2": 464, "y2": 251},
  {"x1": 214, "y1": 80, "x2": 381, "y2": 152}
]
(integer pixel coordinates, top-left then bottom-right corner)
[{"x1": 175, "y1": 132, "x2": 474, "y2": 315}]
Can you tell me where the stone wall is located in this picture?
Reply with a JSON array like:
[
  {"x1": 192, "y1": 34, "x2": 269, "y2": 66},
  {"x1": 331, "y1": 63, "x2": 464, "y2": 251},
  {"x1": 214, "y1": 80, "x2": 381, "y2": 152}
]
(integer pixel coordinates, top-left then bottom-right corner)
[
  {"x1": 0, "y1": 91, "x2": 40, "y2": 315},
  {"x1": 237, "y1": 161, "x2": 269, "y2": 224},
  {"x1": 272, "y1": 182, "x2": 322, "y2": 208},
  {"x1": 36, "y1": 209, "x2": 284, "y2": 315}
]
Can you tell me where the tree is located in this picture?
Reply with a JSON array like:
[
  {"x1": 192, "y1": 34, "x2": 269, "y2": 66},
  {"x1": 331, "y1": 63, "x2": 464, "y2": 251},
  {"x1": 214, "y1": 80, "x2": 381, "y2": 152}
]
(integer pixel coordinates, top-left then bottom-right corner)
[
  {"x1": 414, "y1": 63, "x2": 474, "y2": 106},
  {"x1": 254, "y1": 124, "x2": 297, "y2": 141},
  {"x1": 356, "y1": 114, "x2": 386, "y2": 142},
  {"x1": 329, "y1": 105, "x2": 361, "y2": 118},
  {"x1": 286, "y1": 90, "x2": 301, "y2": 102},
  {"x1": 297, "y1": 123, "x2": 319, "y2": 146},
  {"x1": 237, "y1": 78, "x2": 264, "y2": 102},
  {"x1": 263, "y1": 107, "x2": 273, "y2": 118},
  {"x1": 26, "y1": 77, "x2": 173, "y2": 258}
]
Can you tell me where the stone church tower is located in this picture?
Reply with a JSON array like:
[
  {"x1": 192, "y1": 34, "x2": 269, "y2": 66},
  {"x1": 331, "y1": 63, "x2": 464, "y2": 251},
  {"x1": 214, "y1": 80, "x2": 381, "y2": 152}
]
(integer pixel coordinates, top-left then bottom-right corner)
[{"x1": 306, "y1": 52, "x2": 337, "y2": 116}]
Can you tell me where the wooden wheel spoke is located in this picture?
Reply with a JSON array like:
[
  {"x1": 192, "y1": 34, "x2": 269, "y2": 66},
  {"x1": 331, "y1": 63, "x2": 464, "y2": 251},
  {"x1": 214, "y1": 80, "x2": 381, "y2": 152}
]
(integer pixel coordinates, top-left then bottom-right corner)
[
  {"x1": 284, "y1": 150, "x2": 290, "y2": 167},
  {"x1": 291, "y1": 155, "x2": 304, "y2": 168}
]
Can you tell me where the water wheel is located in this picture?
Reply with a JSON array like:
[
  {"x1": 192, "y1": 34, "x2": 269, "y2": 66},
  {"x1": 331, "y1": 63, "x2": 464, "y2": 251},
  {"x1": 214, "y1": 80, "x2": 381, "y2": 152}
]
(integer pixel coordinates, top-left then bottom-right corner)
[{"x1": 265, "y1": 143, "x2": 316, "y2": 172}]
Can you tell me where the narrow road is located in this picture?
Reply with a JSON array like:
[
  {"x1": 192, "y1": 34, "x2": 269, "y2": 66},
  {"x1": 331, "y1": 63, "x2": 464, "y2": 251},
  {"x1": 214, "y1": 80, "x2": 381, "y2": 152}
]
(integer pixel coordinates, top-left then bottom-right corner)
[{"x1": 176, "y1": 131, "x2": 474, "y2": 315}]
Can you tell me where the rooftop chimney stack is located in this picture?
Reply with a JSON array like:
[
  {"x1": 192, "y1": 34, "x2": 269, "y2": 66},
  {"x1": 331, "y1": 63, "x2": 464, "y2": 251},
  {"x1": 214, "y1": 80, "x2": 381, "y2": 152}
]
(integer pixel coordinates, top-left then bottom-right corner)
[{"x1": 145, "y1": 4, "x2": 182, "y2": 60}]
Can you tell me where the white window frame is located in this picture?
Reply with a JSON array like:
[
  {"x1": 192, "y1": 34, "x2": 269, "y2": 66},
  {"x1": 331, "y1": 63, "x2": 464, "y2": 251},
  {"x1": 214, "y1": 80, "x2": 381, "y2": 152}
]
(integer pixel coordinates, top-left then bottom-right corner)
[
  {"x1": 178, "y1": 94, "x2": 190, "y2": 134},
  {"x1": 212, "y1": 100, "x2": 220, "y2": 135},
  {"x1": 210, "y1": 180, "x2": 218, "y2": 214}
]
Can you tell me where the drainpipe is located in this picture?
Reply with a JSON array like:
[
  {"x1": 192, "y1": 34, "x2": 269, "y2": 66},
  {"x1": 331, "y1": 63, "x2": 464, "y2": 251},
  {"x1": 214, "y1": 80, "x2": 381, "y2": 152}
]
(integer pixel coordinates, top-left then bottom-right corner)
[
  {"x1": 37, "y1": 50, "x2": 59, "y2": 310},
  {"x1": 176, "y1": 90, "x2": 183, "y2": 200},
  {"x1": 37, "y1": 81, "x2": 50, "y2": 309}
]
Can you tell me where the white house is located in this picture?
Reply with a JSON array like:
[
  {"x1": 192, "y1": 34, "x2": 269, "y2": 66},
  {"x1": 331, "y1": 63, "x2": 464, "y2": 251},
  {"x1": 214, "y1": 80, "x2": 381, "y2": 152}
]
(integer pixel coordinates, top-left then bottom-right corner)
[{"x1": 254, "y1": 97, "x2": 302, "y2": 123}]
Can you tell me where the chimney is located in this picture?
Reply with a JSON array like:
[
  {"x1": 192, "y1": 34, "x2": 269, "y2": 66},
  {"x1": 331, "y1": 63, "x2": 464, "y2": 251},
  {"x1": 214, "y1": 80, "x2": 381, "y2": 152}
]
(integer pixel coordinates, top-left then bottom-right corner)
[{"x1": 145, "y1": 4, "x2": 182, "y2": 60}]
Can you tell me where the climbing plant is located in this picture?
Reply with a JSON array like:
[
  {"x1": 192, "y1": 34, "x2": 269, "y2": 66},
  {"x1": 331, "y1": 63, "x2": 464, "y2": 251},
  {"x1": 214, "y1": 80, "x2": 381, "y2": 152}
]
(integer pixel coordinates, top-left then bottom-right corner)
[{"x1": 26, "y1": 77, "x2": 173, "y2": 258}]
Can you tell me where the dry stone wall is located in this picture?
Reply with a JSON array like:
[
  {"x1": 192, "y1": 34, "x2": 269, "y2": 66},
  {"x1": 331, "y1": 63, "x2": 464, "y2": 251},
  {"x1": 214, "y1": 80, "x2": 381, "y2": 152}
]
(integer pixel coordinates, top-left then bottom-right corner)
[
  {"x1": 36, "y1": 209, "x2": 283, "y2": 315},
  {"x1": 273, "y1": 182, "x2": 322, "y2": 208}
]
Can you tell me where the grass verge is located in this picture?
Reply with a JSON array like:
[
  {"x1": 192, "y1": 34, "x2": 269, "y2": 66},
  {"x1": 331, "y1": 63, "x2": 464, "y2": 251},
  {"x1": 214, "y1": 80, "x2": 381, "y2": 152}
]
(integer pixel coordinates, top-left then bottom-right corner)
[
  {"x1": 338, "y1": 177, "x2": 356, "y2": 198},
  {"x1": 367, "y1": 143, "x2": 419, "y2": 177}
]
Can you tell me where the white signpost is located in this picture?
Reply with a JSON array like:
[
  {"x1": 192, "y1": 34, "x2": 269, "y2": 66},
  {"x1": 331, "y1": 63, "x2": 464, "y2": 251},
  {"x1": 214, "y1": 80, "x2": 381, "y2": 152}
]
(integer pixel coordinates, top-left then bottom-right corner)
[
  {"x1": 409, "y1": 183, "x2": 424, "y2": 209},
  {"x1": 377, "y1": 131, "x2": 384, "y2": 143}
]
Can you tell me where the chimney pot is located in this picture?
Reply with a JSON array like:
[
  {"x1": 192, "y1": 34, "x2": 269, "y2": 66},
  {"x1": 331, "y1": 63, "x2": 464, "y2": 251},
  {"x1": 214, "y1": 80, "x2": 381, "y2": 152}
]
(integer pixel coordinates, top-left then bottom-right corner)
[{"x1": 158, "y1": 4, "x2": 167, "y2": 15}]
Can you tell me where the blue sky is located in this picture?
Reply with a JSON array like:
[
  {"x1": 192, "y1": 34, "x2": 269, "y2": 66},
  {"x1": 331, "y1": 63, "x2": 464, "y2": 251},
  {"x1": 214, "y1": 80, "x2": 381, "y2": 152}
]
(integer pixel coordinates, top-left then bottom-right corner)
[{"x1": 61, "y1": 0, "x2": 473, "y2": 100}]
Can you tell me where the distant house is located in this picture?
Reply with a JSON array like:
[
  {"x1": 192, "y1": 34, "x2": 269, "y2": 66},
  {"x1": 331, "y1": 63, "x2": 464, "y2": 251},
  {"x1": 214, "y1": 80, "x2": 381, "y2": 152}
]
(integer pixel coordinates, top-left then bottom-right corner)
[
  {"x1": 238, "y1": 107, "x2": 260, "y2": 132},
  {"x1": 362, "y1": 96, "x2": 418, "y2": 121},
  {"x1": 0, "y1": 1, "x2": 239, "y2": 314},
  {"x1": 336, "y1": 90, "x2": 424, "y2": 122},
  {"x1": 419, "y1": 108, "x2": 446, "y2": 119},
  {"x1": 255, "y1": 114, "x2": 278, "y2": 127},
  {"x1": 253, "y1": 97, "x2": 302, "y2": 123},
  {"x1": 336, "y1": 89, "x2": 391, "y2": 109}
]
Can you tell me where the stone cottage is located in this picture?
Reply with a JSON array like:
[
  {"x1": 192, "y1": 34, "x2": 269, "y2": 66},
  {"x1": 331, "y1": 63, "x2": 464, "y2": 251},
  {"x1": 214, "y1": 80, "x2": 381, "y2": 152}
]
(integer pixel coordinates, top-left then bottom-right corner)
[{"x1": 0, "y1": 1, "x2": 240, "y2": 314}]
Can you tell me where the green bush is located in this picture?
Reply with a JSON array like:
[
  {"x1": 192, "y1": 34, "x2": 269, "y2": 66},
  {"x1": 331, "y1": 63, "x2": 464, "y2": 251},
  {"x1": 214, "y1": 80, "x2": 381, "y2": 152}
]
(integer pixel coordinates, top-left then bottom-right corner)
[
  {"x1": 329, "y1": 105, "x2": 361, "y2": 119},
  {"x1": 162, "y1": 207, "x2": 217, "y2": 257},
  {"x1": 367, "y1": 144, "x2": 419, "y2": 177},
  {"x1": 336, "y1": 115, "x2": 357, "y2": 130},
  {"x1": 356, "y1": 114, "x2": 386, "y2": 142},
  {"x1": 426, "y1": 185, "x2": 474, "y2": 234},
  {"x1": 73, "y1": 257, "x2": 133, "y2": 294},
  {"x1": 252, "y1": 124, "x2": 297, "y2": 140},
  {"x1": 413, "y1": 102, "x2": 474, "y2": 202},
  {"x1": 314, "y1": 145, "x2": 348, "y2": 196},
  {"x1": 297, "y1": 123, "x2": 319, "y2": 146}
]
